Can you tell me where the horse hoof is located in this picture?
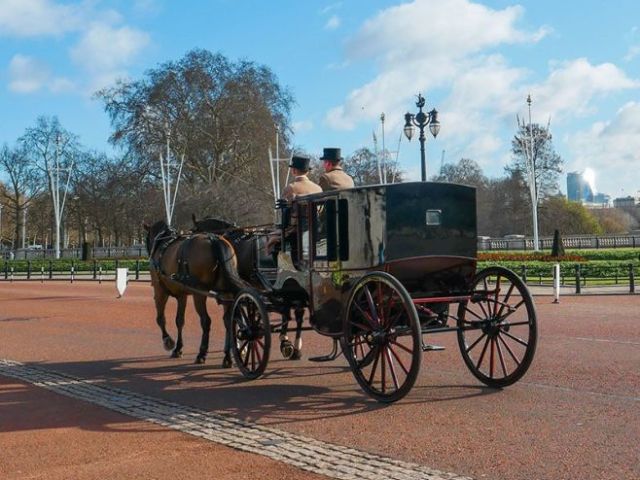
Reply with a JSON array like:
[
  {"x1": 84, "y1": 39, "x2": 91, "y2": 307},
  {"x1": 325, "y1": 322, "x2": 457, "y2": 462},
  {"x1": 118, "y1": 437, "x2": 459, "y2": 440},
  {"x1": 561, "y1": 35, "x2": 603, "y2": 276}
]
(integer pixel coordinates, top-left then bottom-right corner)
[
  {"x1": 290, "y1": 349, "x2": 302, "y2": 361},
  {"x1": 222, "y1": 357, "x2": 232, "y2": 369},
  {"x1": 195, "y1": 356, "x2": 206, "y2": 364},
  {"x1": 170, "y1": 350, "x2": 182, "y2": 358},
  {"x1": 163, "y1": 337, "x2": 176, "y2": 351}
]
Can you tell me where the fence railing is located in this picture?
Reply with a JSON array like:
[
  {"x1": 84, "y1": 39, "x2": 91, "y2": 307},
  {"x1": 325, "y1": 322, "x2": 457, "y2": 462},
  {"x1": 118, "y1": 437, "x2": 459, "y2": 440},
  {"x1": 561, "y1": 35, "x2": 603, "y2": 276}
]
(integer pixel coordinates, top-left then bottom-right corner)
[
  {"x1": 1, "y1": 260, "x2": 635, "y2": 294},
  {"x1": 1, "y1": 246, "x2": 147, "y2": 260},
  {"x1": 479, "y1": 234, "x2": 640, "y2": 251}
]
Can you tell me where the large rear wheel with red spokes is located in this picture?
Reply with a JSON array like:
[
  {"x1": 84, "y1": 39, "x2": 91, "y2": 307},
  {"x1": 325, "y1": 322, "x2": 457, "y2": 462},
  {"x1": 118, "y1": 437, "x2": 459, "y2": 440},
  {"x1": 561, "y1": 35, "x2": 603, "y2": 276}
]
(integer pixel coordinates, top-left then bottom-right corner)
[
  {"x1": 230, "y1": 289, "x2": 271, "y2": 380},
  {"x1": 457, "y1": 266, "x2": 537, "y2": 388},
  {"x1": 342, "y1": 272, "x2": 421, "y2": 403}
]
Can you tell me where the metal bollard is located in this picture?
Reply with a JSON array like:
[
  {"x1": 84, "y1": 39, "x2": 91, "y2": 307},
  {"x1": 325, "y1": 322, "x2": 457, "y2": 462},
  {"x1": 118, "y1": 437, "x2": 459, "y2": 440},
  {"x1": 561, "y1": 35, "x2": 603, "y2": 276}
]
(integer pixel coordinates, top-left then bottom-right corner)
[
  {"x1": 135, "y1": 260, "x2": 140, "y2": 280},
  {"x1": 575, "y1": 264, "x2": 581, "y2": 294},
  {"x1": 48, "y1": 260, "x2": 53, "y2": 279},
  {"x1": 521, "y1": 265, "x2": 527, "y2": 284},
  {"x1": 41, "y1": 266, "x2": 45, "y2": 283},
  {"x1": 630, "y1": 264, "x2": 635, "y2": 294},
  {"x1": 70, "y1": 265, "x2": 75, "y2": 283},
  {"x1": 98, "y1": 266, "x2": 103, "y2": 284},
  {"x1": 27, "y1": 260, "x2": 32, "y2": 280},
  {"x1": 553, "y1": 263, "x2": 560, "y2": 303}
]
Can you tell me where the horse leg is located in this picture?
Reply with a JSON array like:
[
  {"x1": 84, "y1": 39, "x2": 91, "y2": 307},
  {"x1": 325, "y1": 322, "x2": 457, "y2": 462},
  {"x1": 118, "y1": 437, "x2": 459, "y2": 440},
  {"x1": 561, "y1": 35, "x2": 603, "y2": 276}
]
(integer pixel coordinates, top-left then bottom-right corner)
[
  {"x1": 221, "y1": 304, "x2": 233, "y2": 368},
  {"x1": 193, "y1": 294, "x2": 211, "y2": 364},
  {"x1": 291, "y1": 307, "x2": 304, "y2": 360},
  {"x1": 279, "y1": 309, "x2": 295, "y2": 359},
  {"x1": 154, "y1": 286, "x2": 175, "y2": 351},
  {"x1": 171, "y1": 295, "x2": 187, "y2": 358}
]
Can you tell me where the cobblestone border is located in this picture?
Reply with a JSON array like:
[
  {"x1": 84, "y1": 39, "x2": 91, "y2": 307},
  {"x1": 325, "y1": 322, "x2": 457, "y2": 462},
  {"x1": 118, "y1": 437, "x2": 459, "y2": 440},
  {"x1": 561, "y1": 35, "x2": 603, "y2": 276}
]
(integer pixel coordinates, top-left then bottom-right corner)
[{"x1": 0, "y1": 359, "x2": 472, "y2": 480}]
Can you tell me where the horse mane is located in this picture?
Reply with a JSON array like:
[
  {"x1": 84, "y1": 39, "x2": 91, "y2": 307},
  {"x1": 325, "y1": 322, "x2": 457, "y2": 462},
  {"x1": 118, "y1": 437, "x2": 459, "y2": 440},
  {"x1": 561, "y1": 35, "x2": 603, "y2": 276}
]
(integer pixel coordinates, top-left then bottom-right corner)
[{"x1": 191, "y1": 214, "x2": 237, "y2": 234}]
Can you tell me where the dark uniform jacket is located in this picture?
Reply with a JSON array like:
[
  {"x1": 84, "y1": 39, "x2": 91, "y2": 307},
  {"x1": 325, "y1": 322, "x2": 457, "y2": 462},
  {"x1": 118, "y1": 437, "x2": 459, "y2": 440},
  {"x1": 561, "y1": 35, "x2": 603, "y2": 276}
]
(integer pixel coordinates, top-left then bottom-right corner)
[{"x1": 319, "y1": 166, "x2": 355, "y2": 191}]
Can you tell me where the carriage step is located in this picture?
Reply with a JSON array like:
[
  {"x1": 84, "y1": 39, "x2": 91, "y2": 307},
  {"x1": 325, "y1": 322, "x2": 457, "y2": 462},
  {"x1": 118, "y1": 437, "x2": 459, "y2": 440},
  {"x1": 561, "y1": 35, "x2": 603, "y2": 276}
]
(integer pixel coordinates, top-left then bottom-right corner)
[{"x1": 422, "y1": 344, "x2": 445, "y2": 352}]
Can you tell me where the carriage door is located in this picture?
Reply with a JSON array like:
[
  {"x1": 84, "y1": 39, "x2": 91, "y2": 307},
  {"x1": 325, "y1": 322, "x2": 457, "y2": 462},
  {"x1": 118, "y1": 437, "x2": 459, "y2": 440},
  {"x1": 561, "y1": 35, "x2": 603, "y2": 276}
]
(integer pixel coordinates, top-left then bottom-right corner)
[
  {"x1": 312, "y1": 199, "x2": 337, "y2": 267},
  {"x1": 296, "y1": 200, "x2": 310, "y2": 266}
]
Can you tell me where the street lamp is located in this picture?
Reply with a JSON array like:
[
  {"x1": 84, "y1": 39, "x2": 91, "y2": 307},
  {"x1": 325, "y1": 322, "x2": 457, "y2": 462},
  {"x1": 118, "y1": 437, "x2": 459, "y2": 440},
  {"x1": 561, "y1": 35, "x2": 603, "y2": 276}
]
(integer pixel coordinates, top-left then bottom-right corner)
[{"x1": 403, "y1": 93, "x2": 440, "y2": 182}]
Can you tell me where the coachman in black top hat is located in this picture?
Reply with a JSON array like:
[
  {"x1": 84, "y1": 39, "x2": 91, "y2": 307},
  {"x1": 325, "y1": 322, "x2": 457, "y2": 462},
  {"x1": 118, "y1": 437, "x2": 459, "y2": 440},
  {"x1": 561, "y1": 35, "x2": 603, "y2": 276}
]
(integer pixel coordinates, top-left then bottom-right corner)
[{"x1": 319, "y1": 147, "x2": 354, "y2": 191}]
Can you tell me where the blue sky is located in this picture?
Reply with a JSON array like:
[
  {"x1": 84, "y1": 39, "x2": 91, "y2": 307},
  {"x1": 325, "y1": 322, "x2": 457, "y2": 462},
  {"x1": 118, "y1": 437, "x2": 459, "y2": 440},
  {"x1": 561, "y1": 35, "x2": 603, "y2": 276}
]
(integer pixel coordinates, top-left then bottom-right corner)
[{"x1": 1, "y1": 0, "x2": 639, "y2": 198}]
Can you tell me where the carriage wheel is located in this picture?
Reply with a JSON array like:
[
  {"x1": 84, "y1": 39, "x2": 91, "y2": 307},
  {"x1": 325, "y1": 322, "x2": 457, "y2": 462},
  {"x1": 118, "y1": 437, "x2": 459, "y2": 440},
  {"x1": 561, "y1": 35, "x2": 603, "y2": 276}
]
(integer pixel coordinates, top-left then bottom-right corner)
[
  {"x1": 341, "y1": 272, "x2": 421, "y2": 403},
  {"x1": 457, "y1": 266, "x2": 537, "y2": 388},
  {"x1": 230, "y1": 289, "x2": 271, "y2": 380}
]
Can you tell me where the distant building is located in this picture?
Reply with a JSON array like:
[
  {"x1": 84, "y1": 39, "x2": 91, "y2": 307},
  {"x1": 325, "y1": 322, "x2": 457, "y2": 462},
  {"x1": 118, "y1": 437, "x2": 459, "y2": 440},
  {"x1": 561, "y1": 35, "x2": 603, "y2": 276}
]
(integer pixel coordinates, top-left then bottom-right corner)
[
  {"x1": 566, "y1": 172, "x2": 581, "y2": 201},
  {"x1": 613, "y1": 196, "x2": 639, "y2": 208}
]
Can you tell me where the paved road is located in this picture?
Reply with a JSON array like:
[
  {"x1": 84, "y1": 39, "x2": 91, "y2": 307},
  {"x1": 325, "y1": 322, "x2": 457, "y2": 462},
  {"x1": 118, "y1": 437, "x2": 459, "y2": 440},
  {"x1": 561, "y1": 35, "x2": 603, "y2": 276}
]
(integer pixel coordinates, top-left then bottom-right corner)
[{"x1": 0, "y1": 282, "x2": 638, "y2": 480}]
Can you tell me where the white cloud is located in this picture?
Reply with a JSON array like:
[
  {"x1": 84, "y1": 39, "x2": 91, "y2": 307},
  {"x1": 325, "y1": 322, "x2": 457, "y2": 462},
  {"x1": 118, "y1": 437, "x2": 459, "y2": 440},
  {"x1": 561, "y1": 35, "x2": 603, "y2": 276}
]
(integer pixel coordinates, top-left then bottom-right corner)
[
  {"x1": 531, "y1": 59, "x2": 639, "y2": 121},
  {"x1": 1, "y1": 1, "x2": 151, "y2": 95},
  {"x1": 71, "y1": 23, "x2": 150, "y2": 75},
  {"x1": 325, "y1": 15, "x2": 341, "y2": 30},
  {"x1": 8, "y1": 54, "x2": 75, "y2": 93},
  {"x1": 0, "y1": 0, "x2": 83, "y2": 37},
  {"x1": 320, "y1": 2, "x2": 342, "y2": 15},
  {"x1": 8, "y1": 54, "x2": 50, "y2": 92},
  {"x1": 293, "y1": 120, "x2": 314, "y2": 134},
  {"x1": 327, "y1": 0, "x2": 547, "y2": 131},
  {"x1": 566, "y1": 102, "x2": 640, "y2": 196},
  {"x1": 347, "y1": 0, "x2": 547, "y2": 63}
]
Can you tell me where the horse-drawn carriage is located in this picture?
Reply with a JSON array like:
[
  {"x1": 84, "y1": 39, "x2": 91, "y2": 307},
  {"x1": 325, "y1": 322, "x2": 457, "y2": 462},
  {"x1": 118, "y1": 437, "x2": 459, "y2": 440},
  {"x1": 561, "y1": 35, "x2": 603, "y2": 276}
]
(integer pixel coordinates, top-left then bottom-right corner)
[
  {"x1": 218, "y1": 181, "x2": 537, "y2": 403},
  {"x1": 147, "y1": 181, "x2": 537, "y2": 403}
]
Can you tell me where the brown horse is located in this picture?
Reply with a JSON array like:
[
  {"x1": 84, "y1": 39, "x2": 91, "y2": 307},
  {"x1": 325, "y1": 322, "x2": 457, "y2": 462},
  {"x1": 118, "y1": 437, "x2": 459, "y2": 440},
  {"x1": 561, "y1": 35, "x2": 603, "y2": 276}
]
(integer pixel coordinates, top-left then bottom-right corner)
[
  {"x1": 144, "y1": 219, "x2": 245, "y2": 365},
  {"x1": 191, "y1": 216, "x2": 306, "y2": 360}
]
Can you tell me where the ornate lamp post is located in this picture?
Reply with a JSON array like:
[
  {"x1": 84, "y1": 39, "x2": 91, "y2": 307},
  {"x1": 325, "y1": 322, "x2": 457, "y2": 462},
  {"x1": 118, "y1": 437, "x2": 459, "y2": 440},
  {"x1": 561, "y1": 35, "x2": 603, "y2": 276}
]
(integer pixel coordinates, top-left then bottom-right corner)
[{"x1": 403, "y1": 93, "x2": 440, "y2": 181}]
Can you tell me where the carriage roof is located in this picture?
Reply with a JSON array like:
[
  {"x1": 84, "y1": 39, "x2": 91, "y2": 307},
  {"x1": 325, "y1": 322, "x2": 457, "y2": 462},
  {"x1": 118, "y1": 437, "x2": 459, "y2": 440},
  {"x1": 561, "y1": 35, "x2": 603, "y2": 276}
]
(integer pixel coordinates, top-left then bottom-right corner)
[{"x1": 291, "y1": 181, "x2": 477, "y2": 269}]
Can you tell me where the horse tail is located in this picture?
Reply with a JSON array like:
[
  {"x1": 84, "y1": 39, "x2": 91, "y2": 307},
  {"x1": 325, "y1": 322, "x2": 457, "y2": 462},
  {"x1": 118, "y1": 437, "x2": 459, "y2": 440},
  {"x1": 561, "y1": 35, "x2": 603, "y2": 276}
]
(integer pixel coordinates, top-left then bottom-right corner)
[{"x1": 209, "y1": 234, "x2": 249, "y2": 294}]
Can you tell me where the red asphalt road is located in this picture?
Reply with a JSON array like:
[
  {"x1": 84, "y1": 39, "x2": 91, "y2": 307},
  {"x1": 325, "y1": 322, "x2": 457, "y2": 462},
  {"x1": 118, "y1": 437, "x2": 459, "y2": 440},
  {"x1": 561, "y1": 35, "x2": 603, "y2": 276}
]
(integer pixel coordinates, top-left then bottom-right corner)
[{"x1": 0, "y1": 281, "x2": 639, "y2": 480}]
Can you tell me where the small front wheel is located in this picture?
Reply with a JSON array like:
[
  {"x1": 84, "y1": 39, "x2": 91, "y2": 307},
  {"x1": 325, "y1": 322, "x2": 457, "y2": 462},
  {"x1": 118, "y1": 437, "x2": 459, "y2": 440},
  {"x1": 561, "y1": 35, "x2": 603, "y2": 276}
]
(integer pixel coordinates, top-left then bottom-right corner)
[
  {"x1": 230, "y1": 289, "x2": 271, "y2": 379},
  {"x1": 457, "y1": 266, "x2": 537, "y2": 388},
  {"x1": 341, "y1": 272, "x2": 421, "y2": 403}
]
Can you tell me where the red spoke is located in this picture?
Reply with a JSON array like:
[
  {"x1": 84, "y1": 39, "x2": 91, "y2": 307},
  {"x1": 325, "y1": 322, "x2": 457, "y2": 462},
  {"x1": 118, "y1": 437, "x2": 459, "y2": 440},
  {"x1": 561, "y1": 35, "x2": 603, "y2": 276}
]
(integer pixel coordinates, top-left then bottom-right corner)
[
  {"x1": 498, "y1": 333, "x2": 521, "y2": 366},
  {"x1": 255, "y1": 341, "x2": 263, "y2": 365},
  {"x1": 363, "y1": 286, "x2": 380, "y2": 325},
  {"x1": 500, "y1": 329, "x2": 529, "y2": 348},
  {"x1": 367, "y1": 346, "x2": 380, "y2": 385},
  {"x1": 475, "y1": 334, "x2": 491, "y2": 370},
  {"x1": 242, "y1": 342, "x2": 250, "y2": 367},
  {"x1": 380, "y1": 344, "x2": 386, "y2": 393},
  {"x1": 489, "y1": 337, "x2": 495, "y2": 378},
  {"x1": 385, "y1": 347, "x2": 399, "y2": 391},
  {"x1": 465, "y1": 332, "x2": 487, "y2": 354},
  {"x1": 390, "y1": 339, "x2": 414, "y2": 355},
  {"x1": 462, "y1": 305, "x2": 485, "y2": 322},
  {"x1": 377, "y1": 282, "x2": 384, "y2": 324},
  {"x1": 250, "y1": 342, "x2": 256, "y2": 371},
  {"x1": 493, "y1": 276, "x2": 501, "y2": 317},
  {"x1": 388, "y1": 344, "x2": 410, "y2": 375},
  {"x1": 495, "y1": 335, "x2": 508, "y2": 377},
  {"x1": 384, "y1": 292, "x2": 398, "y2": 328},
  {"x1": 349, "y1": 319, "x2": 373, "y2": 332},
  {"x1": 496, "y1": 283, "x2": 515, "y2": 318},
  {"x1": 353, "y1": 301, "x2": 377, "y2": 328}
]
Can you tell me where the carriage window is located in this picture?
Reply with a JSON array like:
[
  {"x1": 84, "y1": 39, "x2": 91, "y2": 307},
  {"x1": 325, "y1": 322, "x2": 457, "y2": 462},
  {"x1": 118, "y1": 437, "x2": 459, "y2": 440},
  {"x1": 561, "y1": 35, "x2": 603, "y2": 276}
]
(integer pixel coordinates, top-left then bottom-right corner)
[
  {"x1": 312, "y1": 200, "x2": 337, "y2": 261},
  {"x1": 425, "y1": 209, "x2": 441, "y2": 226}
]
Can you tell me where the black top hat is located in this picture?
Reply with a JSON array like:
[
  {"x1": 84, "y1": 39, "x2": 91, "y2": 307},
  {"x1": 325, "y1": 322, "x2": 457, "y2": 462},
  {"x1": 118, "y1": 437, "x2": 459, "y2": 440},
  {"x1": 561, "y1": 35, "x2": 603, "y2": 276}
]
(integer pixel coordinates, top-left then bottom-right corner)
[
  {"x1": 320, "y1": 147, "x2": 343, "y2": 163},
  {"x1": 289, "y1": 155, "x2": 311, "y2": 171}
]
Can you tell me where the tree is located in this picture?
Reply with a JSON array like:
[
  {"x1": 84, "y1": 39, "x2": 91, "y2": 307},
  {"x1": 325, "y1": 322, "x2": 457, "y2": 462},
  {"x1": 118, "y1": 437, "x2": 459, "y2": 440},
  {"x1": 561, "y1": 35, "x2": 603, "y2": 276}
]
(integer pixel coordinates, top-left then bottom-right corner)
[
  {"x1": 97, "y1": 49, "x2": 295, "y2": 225},
  {"x1": 19, "y1": 116, "x2": 79, "y2": 258},
  {"x1": 538, "y1": 197, "x2": 602, "y2": 235},
  {"x1": 508, "y1": 121, "x2": 562, "y2": 201},
  {"x1": 343, "y1": 148, "x2": 403, "y2": 186},
  {"x1": 590, "y1": 208, "x2": 635, "y2": 233},
  {"x1": 0, "y1": 144, "x2": 44, "y2": 248},
  {"x1": 483, "y1": 170, "x2": 532, "y2": 237},
  {"x1": 431, "y1": 158, "x2": 487, "y2": 187}
]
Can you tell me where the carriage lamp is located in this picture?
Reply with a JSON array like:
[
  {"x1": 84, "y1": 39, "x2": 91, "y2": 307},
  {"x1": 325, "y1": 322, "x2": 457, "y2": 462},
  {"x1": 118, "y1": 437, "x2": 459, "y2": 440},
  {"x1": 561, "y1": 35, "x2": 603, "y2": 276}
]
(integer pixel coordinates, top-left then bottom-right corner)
[{"x1": 403, "y1": 94, "x2": 441, "y2": 182}]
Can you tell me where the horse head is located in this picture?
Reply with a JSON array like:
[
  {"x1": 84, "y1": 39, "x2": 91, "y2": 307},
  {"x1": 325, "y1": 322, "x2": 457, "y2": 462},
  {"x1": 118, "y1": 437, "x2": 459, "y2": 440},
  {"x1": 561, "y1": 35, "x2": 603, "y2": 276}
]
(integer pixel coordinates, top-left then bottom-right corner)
[{"x1": 143, "y1": 219, "x2": 170, "y2": 256}]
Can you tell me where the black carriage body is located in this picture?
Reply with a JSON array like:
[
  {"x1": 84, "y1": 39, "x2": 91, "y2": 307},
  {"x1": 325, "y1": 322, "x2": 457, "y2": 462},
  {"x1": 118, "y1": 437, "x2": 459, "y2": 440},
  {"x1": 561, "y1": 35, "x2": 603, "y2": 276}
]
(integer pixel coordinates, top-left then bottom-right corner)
[{"x1": 271, "y1": 182, "x2": 477, "y2": 336}]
